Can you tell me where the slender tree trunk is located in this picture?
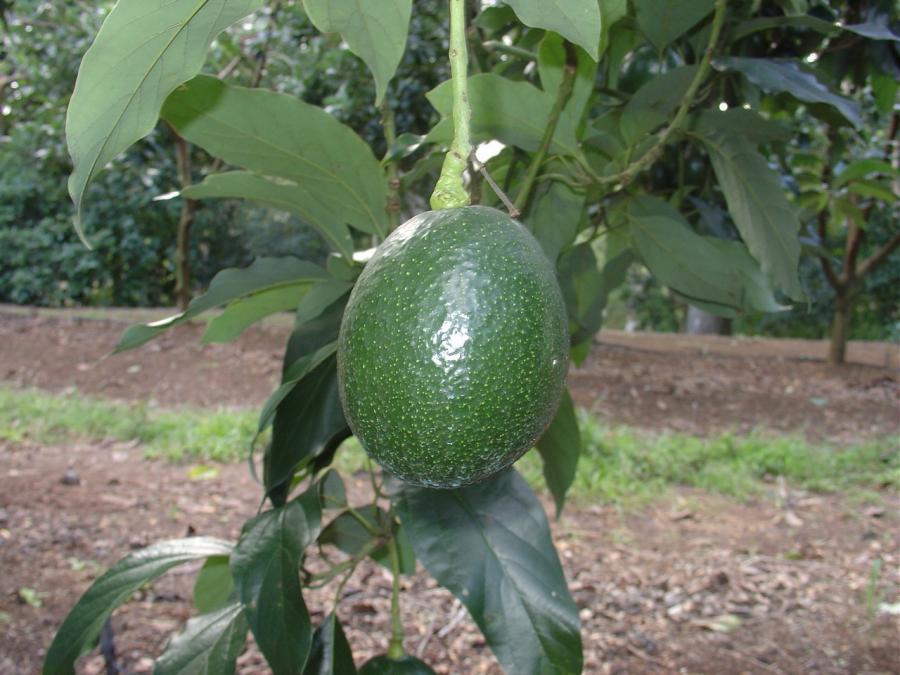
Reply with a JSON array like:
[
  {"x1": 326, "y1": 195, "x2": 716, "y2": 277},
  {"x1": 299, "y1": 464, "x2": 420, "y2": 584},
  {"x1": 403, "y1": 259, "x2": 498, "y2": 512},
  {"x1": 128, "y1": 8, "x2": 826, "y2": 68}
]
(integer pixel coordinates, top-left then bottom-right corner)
[
  {"x1": 828, "y1": 289, "x2": 850, "y2": 365},
  {"x1": 172, "y1": 132, "x2": 195, "y2": 311}
]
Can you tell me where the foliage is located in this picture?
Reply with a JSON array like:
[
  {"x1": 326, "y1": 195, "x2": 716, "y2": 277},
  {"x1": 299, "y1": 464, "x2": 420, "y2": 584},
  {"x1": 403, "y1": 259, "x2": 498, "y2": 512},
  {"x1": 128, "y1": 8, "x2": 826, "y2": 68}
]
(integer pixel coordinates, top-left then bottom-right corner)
[{"x1": 43, "y1": 1, "x2": 898, "y2": 674}]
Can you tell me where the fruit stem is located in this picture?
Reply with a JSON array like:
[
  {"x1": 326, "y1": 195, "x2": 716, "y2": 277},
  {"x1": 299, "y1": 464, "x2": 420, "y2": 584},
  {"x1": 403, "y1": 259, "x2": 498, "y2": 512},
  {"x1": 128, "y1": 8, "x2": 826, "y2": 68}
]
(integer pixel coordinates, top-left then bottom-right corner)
[
  {"x1": 387, "y1": 535, "x2": 406, "y2": 659},
  {"x1": 430, "y1": 0, "x2": 472, "y2": 210}
]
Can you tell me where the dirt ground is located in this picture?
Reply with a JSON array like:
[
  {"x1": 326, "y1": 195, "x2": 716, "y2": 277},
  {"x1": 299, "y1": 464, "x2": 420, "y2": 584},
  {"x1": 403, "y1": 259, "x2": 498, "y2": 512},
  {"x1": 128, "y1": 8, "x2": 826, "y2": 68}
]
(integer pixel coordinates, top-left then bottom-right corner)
[{"x1": 0, "y1": 311, "x2": 898, "y2": 674}]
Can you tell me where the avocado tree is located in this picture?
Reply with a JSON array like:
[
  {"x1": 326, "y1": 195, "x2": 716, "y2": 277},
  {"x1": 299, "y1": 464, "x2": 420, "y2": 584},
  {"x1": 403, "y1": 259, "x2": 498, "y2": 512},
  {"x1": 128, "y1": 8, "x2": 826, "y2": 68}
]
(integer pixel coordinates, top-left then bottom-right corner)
[{"x1": 45, "y1": 1, "x2": 894, "y2": 673}]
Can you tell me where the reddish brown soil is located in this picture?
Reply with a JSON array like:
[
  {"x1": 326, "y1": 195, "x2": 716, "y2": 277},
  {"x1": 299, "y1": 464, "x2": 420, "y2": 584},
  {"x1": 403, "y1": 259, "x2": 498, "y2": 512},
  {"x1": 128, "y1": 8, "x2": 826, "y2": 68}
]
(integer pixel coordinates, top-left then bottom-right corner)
[{"x1": 0, "y1": 311, "x2": 898, "y2": 674}]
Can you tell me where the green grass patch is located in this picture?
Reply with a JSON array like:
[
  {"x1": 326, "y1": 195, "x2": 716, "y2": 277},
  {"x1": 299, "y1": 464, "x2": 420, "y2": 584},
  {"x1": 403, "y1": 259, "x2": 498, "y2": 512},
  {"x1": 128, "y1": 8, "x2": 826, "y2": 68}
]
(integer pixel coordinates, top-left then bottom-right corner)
[{"x1": 1, "y1": 386, "x2": 896, "y2": 503}]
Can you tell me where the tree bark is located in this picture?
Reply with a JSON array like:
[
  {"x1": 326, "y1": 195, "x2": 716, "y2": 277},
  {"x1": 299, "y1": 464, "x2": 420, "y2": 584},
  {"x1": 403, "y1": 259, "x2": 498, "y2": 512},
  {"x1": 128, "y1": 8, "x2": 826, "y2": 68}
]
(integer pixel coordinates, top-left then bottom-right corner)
[
  {"x1": 828, "y1": 289, "x2": 850, "y2": 365},
  {"x1": 685, "y1": 306, "x2": 732, "y2": 335},
  {"x1": 172, "y1": 132, "x2": 196, "y2": 311}
]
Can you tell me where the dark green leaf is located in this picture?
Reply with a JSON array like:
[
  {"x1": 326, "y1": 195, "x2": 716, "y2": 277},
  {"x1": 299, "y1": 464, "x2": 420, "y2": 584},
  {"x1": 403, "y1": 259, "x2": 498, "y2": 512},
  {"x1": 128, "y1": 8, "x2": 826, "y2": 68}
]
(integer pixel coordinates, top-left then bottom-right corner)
[
  {"x1": 193, "y1": 556, "x2": 234, "y2": 615},
  {"x1": 358, "y1": 655, "x2": 436, "y2": 674},
  {"x1": 731, "y1": 15, "x2": 838, "y2": 41},
  {"x1": 525, "y1": 180, "x2": 586, "y2": 263},
  {"x1": 66, "y1": 0, "x2": 263, "y2": 244},
  {"x1": 154, "y1": 602, "x2": 248, "y2": 675},
  {"x1": 713, "y1": 57, "x2": 862, "y2": 128},
  {"x1": 426, "y1": 74, "x2": 581, "y2": 158},
  {"x1": 163, "y1": 75, "x2": 389, "y2": 238},
  {"x1": 834, "y1": 159, "x2": 897, "y2": 188},
  {"x1": 634, "y1": 0, "x2": 714, "y2": 49},
  {"x1": 843, "y1": 19, "x2": 899, "y2": 42},
  {"x1": 304, "y1": 0, "x2": 412, "y2": 105},
  {"x1": 537, "y1": 32, "x2": 598, "y2": 129},
  {"x1": 536, "y1": 389, "x2": 580, "y2": 518},
  {"x1": 395, "y1": 470, "x2": 582, "y2": 675},
  {"x1": 304, "y1": 612, "x2": 357, "y2": 675},
  {"x1": 693, "y1": 109, "x2": 791, "y2": 144},
  {"x1": 319, "y1": 506, "x2": 416, "y2": 575},
  {"x1": 231, "y1": 492, "x2": 322, "y2": 675},
  {"x1": 115, "y1": 257, "x2": 327, "y2": 352},
  {"x1": 599, "y1": 0, "x2": 629, "y2": 57},
  {"x1": 383, "y1": 134, "x2": 427, "y2": 164},
  {"x1": 504, "y1": 0, "x2": 602, "y2": 59},
  {"x1": 317, "y1": 469, "x2": 347, "y2": 510},
  {"x1": 847, "y1": 180, "x2": 897, "y2": 203},
  {"x1": 626, "y1": 196, "x2": 786, "y2": 314},
  {"x1": 700, "y1": 131, "x2": 804, "y2": 299},
  {"x1": 621, "y1": 66, "x2": 697, "y2": 145},
  {"x1": 44, "y1": 538, "x2": 232, "y2": 675},
  {"x1": 183, "y1": 172, "x2": 355, "y2": 260}
]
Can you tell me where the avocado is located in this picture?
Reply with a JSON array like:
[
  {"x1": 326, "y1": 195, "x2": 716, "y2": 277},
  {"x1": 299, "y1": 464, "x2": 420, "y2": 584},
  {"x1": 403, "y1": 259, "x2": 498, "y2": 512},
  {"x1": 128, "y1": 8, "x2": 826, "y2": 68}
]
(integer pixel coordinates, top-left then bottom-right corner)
[
  {"x1": 358, "y1": 654, "x2": 437, "y2": 674},
  {"x1": 337, "y1": 206, "x2": 569, "y2": 488}
]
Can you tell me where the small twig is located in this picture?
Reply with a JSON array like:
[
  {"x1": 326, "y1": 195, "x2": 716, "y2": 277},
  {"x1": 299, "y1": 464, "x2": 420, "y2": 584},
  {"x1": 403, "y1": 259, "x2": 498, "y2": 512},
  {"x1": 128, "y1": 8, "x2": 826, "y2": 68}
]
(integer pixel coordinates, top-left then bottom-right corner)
[
  {"x1": 472, "y1": 156, "x2": 520, "y2": 218},
  {"x1": 437, "y1": 601, "x2": 468, "y2": 638},
  {"x1": 100, "y1": 618, "x2": 120, "y2": 675}
]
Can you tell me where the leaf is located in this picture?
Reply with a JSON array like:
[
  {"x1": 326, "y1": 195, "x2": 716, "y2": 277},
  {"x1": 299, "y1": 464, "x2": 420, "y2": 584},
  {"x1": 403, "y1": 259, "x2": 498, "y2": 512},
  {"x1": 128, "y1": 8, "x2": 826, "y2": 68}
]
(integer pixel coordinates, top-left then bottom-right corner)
[
  {"x1": 843, "y1": 19, "x2": 899, "y2": 43},
  {"x1": 304, "y1": 0, "x2": 412, "y2": 105},
  {"x1": 184, "y1": 172, "x2": 354, "y2": 260},
  {"x1": 154, "y1": 602, "x2": 248, "y2": 675},
  {"x1": 731, "y1": 15, "x2": 838, "y2": 40},
  {"x1": 426, "y1": 74, "x2": 581, "y2": 158},
  {"x1": 44, "y1": 538, "x2": 232, "y2": 675},
  {"x1": 693, "y1": 109, "x2": 791, "y2": 144},
  {"x1": 317, "y1": 469, "x2": 347, "y2": 510},
  {"x1": 848, "y1": 180, "x2": 897, "y2": 203},
  {"x1": 714, "y1": 57, "x2": 862, "y2": 128},
  {"x1": 525, "y1": 180, "x2": 586, "y2": 263},
  {"x1": 395, "y1": 470, "x2": 582, "y2": 675},
  {"x1": 626, "y1": 196, "x2": 786, "y2": 315},
  {"x1": 700, "y1": 131, "x2": 803, "y2": 300},
  {"x1": 193, "y1": 556, "x2": 234, "y2": 614},
  {"x1": 633, "y1": 0, "x2": 714, "y2": 49},
  {"x1": 319, "y1": 506, "x2": 416, "y2": 575},
  {"x1": 303, "y1": 612, "x2": 357, "y2": 675},
  {"x1": 231, "y1": 492, "x2": 322, "y2": 675},
  {"x1": 834, "y1": 159, "x2": 897, "y2": 187},
  {"x1": 599, "y1": 0, "x2": 629, "y2": 57},
  {"x1": 537, "y1": 32, "x2": 598, "y2": 128},
  {"x1": 536, "y1": 389, "x2": 580, "y2": 518},
  {"x1": 65, "y1": 0, "x2": 263, "y2": 245},
  {"x1": 504, "y1": 0, "x2": 602, "y2": 59},
  {"x1": 163, "y1": 75, "x2": 389, "y2": 238},
  {"x1": 358, "y1": 655, "x2": 436, "y2": 674},
  {"x1": 115, "y1": 257, "x2": 328, "y2": 352},
  {"x1": 621, "y1": 66, "x2": 698, "y2": 145}
]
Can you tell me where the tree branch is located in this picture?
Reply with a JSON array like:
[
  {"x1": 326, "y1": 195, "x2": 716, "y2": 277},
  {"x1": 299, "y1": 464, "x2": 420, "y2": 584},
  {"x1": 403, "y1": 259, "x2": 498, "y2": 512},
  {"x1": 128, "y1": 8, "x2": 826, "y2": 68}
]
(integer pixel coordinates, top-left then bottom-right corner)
[{"x1": 856, "y1": 232, "x2": 900, "y2": 280}]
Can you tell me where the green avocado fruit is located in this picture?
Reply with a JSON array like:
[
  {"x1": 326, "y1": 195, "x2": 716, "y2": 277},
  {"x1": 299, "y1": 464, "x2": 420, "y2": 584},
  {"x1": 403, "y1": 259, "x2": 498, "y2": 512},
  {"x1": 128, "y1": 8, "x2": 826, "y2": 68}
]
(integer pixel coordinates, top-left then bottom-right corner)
[
  {"x1": 337, "y1": 205, "x2": 569, "y2": 488},
  {"x1": 358, "y1": 654, "x2": 436, "y2": 674}
]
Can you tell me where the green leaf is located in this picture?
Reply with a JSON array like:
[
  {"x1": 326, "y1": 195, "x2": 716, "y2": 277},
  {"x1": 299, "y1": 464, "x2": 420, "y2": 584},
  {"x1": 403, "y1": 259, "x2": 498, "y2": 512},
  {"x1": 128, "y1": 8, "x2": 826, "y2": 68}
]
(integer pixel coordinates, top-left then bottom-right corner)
[
  {"x1": 65, "y1": 0, "x2": 263, "y2": 245},
  {"x1": 693, "y1": 108, "x2": 791, "y2": 144},
  {"x1": 633, "y1": 0, "x2": 714, "y2": 49},
  {"x1": 503, "y1": 0, "x2": 602, "y2": 59},
  {"x1": 193, "y1": 556, "x2": 234, "y2": 614},
  {"x1": 599, "y1": 0, "x2": 629, "y2": 57},
  {"x1": 714, "y1": 57, "x2": 862, "y2": 128},
  {"x1": 163, "y1": 75, "x2": 389, "y2": 238},
  {"x1": 115, "y1": 257, "x2": 328, "y2": 352},
  {"x1": 319, "y1": 506, "x2": 416, "y2": 575},
  {"x1": 317, "y1": 469, "x2": 347, "y2": 510},
  {"x1": 700, "y1": 131, "x2": 803, "y2": 300},
  {"x1": 44, "y1": 538, "x2": 232, "y2": 675},
  {"x1": 231, "y1": 492, "x2": 322, "y2": 675},
  {"x1": 536, "y1": 389, "x2": 580, "y2": 518},
  {"x1": 395, "y1": 470, "x2": 582, "y2": 675},
  {"x1": 154, "y1": 602, "x2": 248, "y2": 675},
  {"x1": 184, "y1": 172, "x2": 355, "y2": 260},
  {"x1": 848, "y1": 180, "x2": 897, "y2": 203},
  {"x1": 843, "y1": 19, "x2": 899, "y2": 43},
  {"x1": 358, "y1": 655, "x2": 436, "y2": 674},
  {"x1": 266, "y1": 301, "x2": 348, "y2": 499},
  {"x1": 621, "y1": 66, "x2": 698, "y2": 145},
  {"x1": 304, "y1": 0, "x2": 412, "y2": 105},
  {"x1": 537, "y1": 32, "x2": 598, "y2": 129},
  {"x1": 626, "y1": 196, "x2": 786, "y2": 314},
  {"x1": 731, "y1": 15, "x2": 838, "y2": 41},
  {"x1": 426, "y1": 74, "x2": 581, "y2": 158},
  {"x1": 304, "y1": 612, "x2": 357, "y2": 675},
  {"x1": 834, "y1": 159, "x2": 897, "y2": 188},
  {"x1": 525, "y1": 180, "x2": 586, "y2": 263}
]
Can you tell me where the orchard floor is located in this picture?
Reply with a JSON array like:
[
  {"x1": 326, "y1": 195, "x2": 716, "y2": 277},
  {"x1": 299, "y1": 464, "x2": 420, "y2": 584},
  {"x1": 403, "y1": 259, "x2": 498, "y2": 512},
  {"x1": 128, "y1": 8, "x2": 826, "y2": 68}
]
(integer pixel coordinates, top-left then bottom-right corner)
[{"x1": 0, "y1": 310, "x2": 898, "y2": 674}]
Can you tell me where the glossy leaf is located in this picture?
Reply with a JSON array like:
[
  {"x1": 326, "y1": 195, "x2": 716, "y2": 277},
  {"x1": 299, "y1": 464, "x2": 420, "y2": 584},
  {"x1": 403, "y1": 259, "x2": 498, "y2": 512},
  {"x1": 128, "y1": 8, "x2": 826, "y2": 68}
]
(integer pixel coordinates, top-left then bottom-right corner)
[
  {"x1": 395, "y1": 470, "x2": 582, "y2": 675},
  {"x1": 163, "y1": 75, "x2": 389, "y2": 238},
  {"x1": 154, "y1": 602, "x2": 248, "y2": 675},
  {"x1": 193, "y1": 556, "x2": 234, "y2": 614},
  {"x1": 701, "y1": 131, "x2": 804, "y2": 300},
  {"x1": 317, "y1": 469, "x2": 347, "y2": 510},
  {"x1": 627, "y1": 196, "x2": 786, "y2": 315},
  {"x1": 115, "y1": 257, "x2": 328, "y2": 352},
  {"x1": 621, "y1": 66, "x2": 697, "y2": 145},
  {"x1": 714, "y1": 57, "x2": 862, "y2": 128},
  {"x1": 536, "y1": 389, "x2": 580, "y2": 518},
  {"x1": 504, "y1": 0, "x2": 601, "y2": 59},
  {"x1": 231, "y1": 492, "x2": 322, "y2": 675},
  {"x1": 304, "y1": 0, "x2": 412, "y2": 105},
  {"x1": 304, "y1": 612, "x2": 357, "y2": 675},
  {"x1": 319, "y1": 505, "x2": 416, "y2": 575},
  {"x1": 184, "y1": 172, "x2": 355, "y2": 260},
  {"x1": 66, "y1": 0, "x2": 263, "y2": 244},
  {"x1": 426, "y1": 74, "x2": 581, "y2": 158},
  {"x1": 633, "y1": 0, "x2": 714, "y2": 49},
  {"x1": 44, "y1": 538, "x2": 232, "y2": 675}
]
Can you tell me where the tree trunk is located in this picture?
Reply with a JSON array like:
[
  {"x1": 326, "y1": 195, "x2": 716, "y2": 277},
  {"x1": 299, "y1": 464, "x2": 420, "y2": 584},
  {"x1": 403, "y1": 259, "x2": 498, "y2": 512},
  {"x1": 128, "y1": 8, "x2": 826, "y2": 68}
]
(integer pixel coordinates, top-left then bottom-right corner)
[
  {"x1": 171, "y1": 131, "x2": 195, "y2": 311},
  {"x1": 685, "y1": 305, "x2": 732, "y2": 335},
  {"x1": 828, "y1": 290, "x2": 850, "y2": 365}
]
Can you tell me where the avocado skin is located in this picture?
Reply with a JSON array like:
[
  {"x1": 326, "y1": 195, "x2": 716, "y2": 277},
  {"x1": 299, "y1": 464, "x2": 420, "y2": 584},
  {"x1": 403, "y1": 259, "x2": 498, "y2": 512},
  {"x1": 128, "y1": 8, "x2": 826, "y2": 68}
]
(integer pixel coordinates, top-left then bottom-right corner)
[{"x1": 337, "y1": 206, "x2": 569, "y2": 488}]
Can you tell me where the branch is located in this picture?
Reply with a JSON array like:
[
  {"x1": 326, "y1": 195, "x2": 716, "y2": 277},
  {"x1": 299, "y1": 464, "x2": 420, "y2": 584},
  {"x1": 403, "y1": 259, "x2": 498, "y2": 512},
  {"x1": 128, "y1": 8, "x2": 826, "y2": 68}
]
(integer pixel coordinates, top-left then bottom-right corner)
[
  {"x1": 856, "y1": 232, "x2": 900, "y2": 279},
  {"x1": 817, "y1": 210, "x2": 841, "y2": 290},
  {"x1": 514, "y1": 43, "x2": 578, "y2": 213},
  {"x1": 586, "y1": 0, "x2": 727, "y2": 188}
]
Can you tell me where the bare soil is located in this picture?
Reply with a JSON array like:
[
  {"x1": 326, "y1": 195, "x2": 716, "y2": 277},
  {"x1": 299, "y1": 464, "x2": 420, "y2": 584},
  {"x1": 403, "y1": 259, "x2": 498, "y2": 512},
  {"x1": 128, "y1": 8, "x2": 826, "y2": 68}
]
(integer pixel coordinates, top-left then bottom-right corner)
[{"x1": 0, "y1": 311, "x2": 898, "y2": 674}]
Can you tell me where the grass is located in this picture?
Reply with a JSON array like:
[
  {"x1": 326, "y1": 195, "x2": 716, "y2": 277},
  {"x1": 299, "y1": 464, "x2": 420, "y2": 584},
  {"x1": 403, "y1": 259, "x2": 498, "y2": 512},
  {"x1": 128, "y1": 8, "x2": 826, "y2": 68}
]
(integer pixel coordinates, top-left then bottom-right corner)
[{"x1": 1, "y1": 386, "x2": 897, "y2": 504}]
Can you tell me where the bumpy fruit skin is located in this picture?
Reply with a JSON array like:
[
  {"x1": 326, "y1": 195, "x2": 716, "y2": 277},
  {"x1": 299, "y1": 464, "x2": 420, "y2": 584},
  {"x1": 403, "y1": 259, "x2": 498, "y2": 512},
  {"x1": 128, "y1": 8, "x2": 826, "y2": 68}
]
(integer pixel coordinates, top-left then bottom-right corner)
[{"x1": 337, "y1": 205, "x2": 569, "y2": 488}]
